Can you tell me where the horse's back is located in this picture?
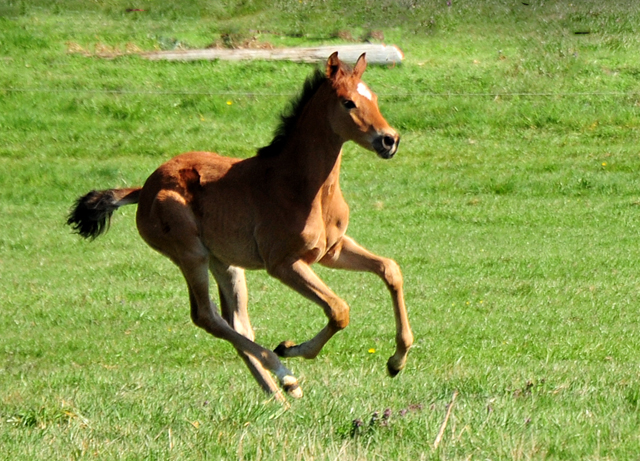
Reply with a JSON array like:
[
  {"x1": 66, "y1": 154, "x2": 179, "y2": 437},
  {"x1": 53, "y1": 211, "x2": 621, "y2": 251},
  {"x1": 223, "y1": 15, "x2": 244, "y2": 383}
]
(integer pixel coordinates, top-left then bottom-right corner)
[{"x1": 152, "y1": 151, "x2": 240, "y2": 184}]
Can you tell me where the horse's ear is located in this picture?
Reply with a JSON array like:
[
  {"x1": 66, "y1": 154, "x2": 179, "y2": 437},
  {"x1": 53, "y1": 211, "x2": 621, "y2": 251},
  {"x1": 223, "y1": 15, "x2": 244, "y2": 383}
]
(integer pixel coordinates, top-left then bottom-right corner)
[
  {"x1": 353, "y1": 53, "x2": 367, "y2": 78},
  {"x1": 326, "y1": 52, "x2": 342, "y2": 79}
]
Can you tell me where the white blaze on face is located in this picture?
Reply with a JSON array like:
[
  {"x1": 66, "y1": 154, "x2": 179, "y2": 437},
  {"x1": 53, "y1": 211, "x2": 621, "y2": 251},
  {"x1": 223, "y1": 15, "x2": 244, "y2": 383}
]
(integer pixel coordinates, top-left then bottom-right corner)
[{"x1": 357, "y1": 82, "x2": 373, "y2": 101}]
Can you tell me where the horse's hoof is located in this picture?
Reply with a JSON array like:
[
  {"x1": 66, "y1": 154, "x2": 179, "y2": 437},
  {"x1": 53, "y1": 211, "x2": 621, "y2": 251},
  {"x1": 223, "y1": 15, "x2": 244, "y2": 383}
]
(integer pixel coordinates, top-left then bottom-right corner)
[
  {"x1": 387, "y1": 358, "x2": 403, "y2": 377},
  {"x1": 274, "y1": 340, "x2": 296, "y2": 357},
  {"x1": 281, "y1": 375, "x2": 303, "y2": 399}
]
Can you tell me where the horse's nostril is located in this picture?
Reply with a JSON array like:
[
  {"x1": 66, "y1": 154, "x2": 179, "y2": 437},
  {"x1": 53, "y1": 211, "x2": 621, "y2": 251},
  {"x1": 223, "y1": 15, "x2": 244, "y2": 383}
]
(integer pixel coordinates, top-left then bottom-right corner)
[{"x1": 382, "y1": 135, "x2": 395, "y2": 149}]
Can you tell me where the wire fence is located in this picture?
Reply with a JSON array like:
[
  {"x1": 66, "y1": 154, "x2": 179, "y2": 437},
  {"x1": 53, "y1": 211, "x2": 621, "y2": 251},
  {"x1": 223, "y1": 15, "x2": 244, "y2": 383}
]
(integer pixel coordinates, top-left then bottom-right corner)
[{"x1": 2, "y1": 87, "x2": 639, "y2": 98}]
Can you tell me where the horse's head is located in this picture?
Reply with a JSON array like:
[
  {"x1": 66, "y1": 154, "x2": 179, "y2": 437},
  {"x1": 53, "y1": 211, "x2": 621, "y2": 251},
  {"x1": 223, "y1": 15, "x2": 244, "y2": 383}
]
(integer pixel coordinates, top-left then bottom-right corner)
[{"x1": 325, "y1": 52, "x2": 400, "y2": 159}]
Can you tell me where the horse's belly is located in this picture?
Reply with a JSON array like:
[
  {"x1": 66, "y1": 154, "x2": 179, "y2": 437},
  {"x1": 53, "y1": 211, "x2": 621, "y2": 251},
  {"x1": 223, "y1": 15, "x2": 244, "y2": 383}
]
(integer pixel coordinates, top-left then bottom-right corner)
[{"x1": 200, "y1": 215, "x2": 265, "y2": 269}]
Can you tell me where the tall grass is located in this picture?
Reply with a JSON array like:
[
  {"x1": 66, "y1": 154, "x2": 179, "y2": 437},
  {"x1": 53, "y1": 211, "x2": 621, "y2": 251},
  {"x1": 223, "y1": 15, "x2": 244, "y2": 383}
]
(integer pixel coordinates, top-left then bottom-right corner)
[{"x1": 2, "y1": 1, "x2": 640, "y2": 459}]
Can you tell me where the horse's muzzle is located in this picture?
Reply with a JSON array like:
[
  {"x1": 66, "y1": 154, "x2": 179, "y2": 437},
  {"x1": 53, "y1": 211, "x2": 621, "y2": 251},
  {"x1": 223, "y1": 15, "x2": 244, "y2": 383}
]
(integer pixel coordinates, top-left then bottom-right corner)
[{"x1": 374, "y1": 133, "x2": 400, "y2": 159}]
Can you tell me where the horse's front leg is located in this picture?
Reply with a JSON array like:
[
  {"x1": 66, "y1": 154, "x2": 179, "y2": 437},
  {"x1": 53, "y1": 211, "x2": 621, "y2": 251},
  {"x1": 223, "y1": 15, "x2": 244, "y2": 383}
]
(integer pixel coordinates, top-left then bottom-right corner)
[
  {"x1": 320, "y1": 235, "x2": 413, "y2": 376},
  {"x1": 268, "y1": 260, "x2": 350, "y2": 360}
]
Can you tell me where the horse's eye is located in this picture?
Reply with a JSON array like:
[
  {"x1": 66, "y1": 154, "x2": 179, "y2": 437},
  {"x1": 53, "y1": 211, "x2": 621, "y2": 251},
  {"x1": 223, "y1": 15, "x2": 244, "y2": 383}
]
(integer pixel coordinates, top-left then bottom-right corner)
[{"x1": 342, "y1": 100, "x2": 356, "y2": 110}]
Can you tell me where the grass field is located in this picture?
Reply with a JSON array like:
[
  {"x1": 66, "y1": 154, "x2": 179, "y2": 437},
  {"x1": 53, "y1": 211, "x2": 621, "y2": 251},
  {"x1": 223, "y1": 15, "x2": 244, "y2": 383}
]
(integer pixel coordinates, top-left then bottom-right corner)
[{"x1": 2, "y1": 1, "x2": 640, "y2": 459}]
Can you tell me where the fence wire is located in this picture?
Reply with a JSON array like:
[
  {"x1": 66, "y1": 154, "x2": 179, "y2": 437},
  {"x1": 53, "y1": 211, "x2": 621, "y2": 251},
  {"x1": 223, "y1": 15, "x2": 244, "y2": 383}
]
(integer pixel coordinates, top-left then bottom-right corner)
[{"x1": 2, "y1": 87, "x2": 639, "y2": 98}]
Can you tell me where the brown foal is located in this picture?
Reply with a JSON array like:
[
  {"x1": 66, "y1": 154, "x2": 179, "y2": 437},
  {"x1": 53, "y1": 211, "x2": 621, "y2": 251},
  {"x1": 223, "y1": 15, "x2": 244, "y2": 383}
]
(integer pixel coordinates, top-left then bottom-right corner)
[{"x1": 68, "y1": 52, "x2": 413, "y2": 401}]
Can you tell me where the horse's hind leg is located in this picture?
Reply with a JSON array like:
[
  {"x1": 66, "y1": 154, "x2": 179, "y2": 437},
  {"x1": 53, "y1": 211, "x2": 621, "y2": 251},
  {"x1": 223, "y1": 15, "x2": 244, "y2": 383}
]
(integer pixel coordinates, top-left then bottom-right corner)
[
  {"x1": 138, "y1": 192, "x2": 301, "y2": 398},
  {"x1": 184, "y1": 260, "x2": 301, "y2": 398},
  {"x1": 209, "y1": 260, "x2": 286, "y2": 402}
]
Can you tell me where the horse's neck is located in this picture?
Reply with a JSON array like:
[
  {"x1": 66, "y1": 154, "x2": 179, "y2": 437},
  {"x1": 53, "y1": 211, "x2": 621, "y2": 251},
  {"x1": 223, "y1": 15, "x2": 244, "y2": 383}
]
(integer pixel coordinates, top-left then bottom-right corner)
[{"x1": 276, "y1": 89, "x2": 344, "y2": 199}]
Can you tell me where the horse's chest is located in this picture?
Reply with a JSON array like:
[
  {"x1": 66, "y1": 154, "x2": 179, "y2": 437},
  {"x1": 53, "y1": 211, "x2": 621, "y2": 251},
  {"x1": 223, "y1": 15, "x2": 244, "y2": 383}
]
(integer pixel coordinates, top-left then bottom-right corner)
[
  {"x1": 323, "y1": 205, "x2": 349, "y2": 247},
  {"x1": 300, "y1": 196, "x2": 349, "y2": 264}
]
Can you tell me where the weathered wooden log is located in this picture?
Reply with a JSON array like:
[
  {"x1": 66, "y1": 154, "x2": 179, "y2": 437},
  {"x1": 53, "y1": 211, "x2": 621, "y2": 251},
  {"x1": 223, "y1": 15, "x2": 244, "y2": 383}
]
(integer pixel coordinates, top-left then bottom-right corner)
[{"x1": 141, "y1": 44, "x2": 404, "y2": 65}]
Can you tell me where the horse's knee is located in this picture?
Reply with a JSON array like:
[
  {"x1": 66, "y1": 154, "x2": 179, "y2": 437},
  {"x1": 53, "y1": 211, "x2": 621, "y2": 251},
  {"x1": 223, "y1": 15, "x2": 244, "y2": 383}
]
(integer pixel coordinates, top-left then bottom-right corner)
[
  {"x1": 329, "y1": 299, "x2": 350, "y2": 330},
  {"x1": 381, "y1": 258, "x2": 403, "y2": 291}
]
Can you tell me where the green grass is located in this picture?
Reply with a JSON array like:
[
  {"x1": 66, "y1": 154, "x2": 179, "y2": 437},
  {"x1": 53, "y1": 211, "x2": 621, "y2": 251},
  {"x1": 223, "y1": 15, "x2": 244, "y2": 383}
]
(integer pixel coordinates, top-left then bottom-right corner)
[{"x1": 2, "y1": 1, "x2": 640, "y2": 459}]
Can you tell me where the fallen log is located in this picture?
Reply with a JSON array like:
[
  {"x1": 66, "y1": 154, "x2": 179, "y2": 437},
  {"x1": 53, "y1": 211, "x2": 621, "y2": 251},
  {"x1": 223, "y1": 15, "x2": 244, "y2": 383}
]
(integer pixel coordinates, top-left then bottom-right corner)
[{"x1": 141, "y1": 44, "x2": 403, "y2": 65}]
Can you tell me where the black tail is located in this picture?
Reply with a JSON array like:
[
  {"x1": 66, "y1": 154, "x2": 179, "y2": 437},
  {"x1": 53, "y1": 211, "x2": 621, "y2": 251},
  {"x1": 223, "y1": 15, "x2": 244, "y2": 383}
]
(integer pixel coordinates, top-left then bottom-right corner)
[{"x1": 67, "y1": 188, "x2": 141, "y2": 240}]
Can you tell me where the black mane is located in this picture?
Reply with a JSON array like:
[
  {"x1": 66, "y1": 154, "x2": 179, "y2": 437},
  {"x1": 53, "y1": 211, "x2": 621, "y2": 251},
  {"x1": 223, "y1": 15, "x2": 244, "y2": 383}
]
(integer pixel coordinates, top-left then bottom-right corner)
[{"x1": 257, "y1": 68, "x2": 327, "y2": 158}]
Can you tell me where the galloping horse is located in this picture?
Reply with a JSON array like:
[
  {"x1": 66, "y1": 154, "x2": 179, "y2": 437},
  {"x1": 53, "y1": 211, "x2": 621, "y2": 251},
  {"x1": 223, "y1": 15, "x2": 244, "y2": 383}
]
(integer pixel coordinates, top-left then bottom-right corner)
[{"x1": 67, "y1": 52, "x2": 413, "y2": 401}]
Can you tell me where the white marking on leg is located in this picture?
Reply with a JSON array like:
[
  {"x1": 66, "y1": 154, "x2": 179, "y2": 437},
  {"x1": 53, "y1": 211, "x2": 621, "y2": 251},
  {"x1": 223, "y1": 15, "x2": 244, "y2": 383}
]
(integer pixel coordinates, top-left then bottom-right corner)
[
  {"x1": 275, "y1": 366, "x2": 302, "y2": 398},
  {"x1": 357, "y1": 83, "x2": 373, "y2": 101}
]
